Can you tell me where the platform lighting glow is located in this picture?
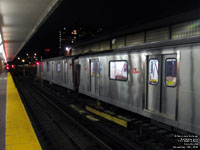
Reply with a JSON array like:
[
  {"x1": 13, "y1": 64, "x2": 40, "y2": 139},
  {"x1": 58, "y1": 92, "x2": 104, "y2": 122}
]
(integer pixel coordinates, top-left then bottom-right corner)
[
  {"x1": 0, "y1": 33, "x2": 2, "y2": 44},
  {"x1": 0, "y1": 33, "x2": 6, "y2": 62},
  {"x1": 0, "y1": 44, "x2": 7, "y2": 62}
]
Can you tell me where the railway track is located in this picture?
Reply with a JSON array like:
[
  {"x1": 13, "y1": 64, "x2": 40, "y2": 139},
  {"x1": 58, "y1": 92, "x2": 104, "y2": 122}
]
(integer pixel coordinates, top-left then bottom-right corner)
[
  {"x1": 30, "y1": 78, "x2": 181, "y2": 150},
  {"x1": 33, "y1": 78, "x2": 188, "y2": 150},
  {"x1": 14, "y1": 76, "x2": 143, "y2": 150},
  {"x1": 14, "y1": 77, "x2": 113, "y2": 150}
]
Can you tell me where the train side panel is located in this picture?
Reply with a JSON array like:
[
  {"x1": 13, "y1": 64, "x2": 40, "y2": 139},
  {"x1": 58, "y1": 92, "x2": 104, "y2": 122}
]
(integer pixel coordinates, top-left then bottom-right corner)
[
  {"x1": 78, "y1": 45, "x2": 200, "y2": 135},
  {"x1": 36, "y1": 46, "x2": 200, "y2": 135},
  {"x1": 39, "y1": 57, "x2": 75, "y2": 90},
  {"x1": 177, "y1": 45, "x2": 200, "y2": 134},
  {"x1": 79, "y1": 53, "x2": 144, "y2": 112}
]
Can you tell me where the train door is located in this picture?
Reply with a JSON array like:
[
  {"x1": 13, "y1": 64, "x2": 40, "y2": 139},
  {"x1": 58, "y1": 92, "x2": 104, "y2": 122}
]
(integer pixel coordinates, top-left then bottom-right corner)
[
  {"x1": 162, "y1": 55, "x2": 177, "y2": 118},
  {"x1": 64, "y1": 61, "x2": 68, "y2": 83},
  {"x1": 147, "y1": 56, "x2": 161, "y2": 113},
  {"x1": 73, "y1": 59, "x2": 80, "y2": 91},
  {"x1": 52, "y1": 61, "x2": 54, "y2": 81},
  {"x1": 147, "y1": 54, "x2": 177, "y2": 118},
  {"x1": 90, "y1": 59, "x2": 100, "y2": 95}
]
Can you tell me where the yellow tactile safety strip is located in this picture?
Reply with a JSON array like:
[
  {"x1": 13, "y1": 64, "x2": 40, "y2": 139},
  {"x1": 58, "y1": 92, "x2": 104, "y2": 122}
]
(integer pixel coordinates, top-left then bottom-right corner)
[
  {"x1": 6, "y1": 73, "x2": 42, "y2": 150},
  {"x1": 86, "y1": 106, "x2": 128, "y2": 128}
]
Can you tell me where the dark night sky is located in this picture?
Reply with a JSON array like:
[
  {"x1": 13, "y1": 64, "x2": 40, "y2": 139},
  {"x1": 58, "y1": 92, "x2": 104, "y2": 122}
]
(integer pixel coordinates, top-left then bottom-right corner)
[{"x1": 17, "y1": 0, "x2": 200, "y2": 58}]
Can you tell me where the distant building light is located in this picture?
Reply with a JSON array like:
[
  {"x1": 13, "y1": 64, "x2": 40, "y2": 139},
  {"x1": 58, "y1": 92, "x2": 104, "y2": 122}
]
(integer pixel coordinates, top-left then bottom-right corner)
[
  {"x1": 65, "y1": 47, "x2": 70, "y2": 51},
  {"x1": 26, "y1": 53, "x2": 29, "y2": 56},
  {"x1": 17, "y1": 57, "x2": 20, "y2": 60},
  {"x1": 72, "y1": 30, "x2": 77, "y2": 35},
  {"x1": 22, "y1": 59, "x2": 25, "y2": 63},
  {"x1": 34, "y1": 53, "x2": 37, "y2": 56}
]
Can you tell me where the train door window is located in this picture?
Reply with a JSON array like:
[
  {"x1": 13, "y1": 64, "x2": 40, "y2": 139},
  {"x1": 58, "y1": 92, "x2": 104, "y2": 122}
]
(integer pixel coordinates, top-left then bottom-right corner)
[
  {"x1": 90, "y1": 61, "x2": 95, "y2": 77},
  {"x1": 65, "y1": 62, "x2": 68, "y2": 71},
  {"x1": 90, "y1": 60, "x2": 100, "y2": 95},
  {"x1": 165, "y1": 58, "x2": 177, "y2": 87},
  {"x1": 109, "y1": 60, "x2": 128, "y2": 81},
  {"x1": 149, "y1": 59, "x2": 159, "y2": 84},
  {"x1": 64, "y1": 62, "x2": 68, "y2": 83},
  {"x1": 96, "y1": 61, "x2": 100, "y2": 77},
  {"x1": 57, "y1": 63, "x2": 61, "y2": 72}
]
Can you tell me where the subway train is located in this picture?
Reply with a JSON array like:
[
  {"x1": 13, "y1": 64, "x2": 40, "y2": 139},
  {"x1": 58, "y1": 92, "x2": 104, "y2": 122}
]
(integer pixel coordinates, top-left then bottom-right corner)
[{"x1": 37, "y1": 35, "x2": 200, "y2": 136}]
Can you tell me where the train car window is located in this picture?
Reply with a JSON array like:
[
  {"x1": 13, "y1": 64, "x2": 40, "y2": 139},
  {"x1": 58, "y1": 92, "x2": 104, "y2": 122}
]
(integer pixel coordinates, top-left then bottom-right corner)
[
  {"x1": 165, "y1": 58, "x2": 177, "y2": 87},
  {"x1": 109, "y1": 60, "x2": 128, "y2": 81},
  {"x1": 90, "y1": 61, "x2": 95, "y2": 77},
  {"x1": 57, "y1": 63, "x2": 61, "y2": 72},
  {"x1": 149, "y1": 59, "x2": 159, "y2": 84}
]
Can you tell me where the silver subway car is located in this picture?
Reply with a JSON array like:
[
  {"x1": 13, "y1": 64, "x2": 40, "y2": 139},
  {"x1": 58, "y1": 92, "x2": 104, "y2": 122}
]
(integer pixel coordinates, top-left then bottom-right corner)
[
  {"x1": 78, "y1": 41, "x2": 200, "y2": 136},
  {"x1": 37, "y1": 39, "x2": 200, "y2": 135},
  {"x1": 38, "y1": 56, "x2": 75, "y2": 90}
]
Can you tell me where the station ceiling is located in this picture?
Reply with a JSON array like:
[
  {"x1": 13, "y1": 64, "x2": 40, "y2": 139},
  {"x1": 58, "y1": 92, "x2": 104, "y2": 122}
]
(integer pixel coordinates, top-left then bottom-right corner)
[{"x1": 0, "y1": 0, "x2": 62, "y2": 62}]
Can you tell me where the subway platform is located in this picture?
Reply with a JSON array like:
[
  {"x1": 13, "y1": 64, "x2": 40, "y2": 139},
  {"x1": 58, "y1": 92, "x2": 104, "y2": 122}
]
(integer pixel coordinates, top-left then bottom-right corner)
[{"x1": 0, "y1": 72, "x2": 41, "y2": 150}]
